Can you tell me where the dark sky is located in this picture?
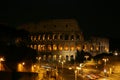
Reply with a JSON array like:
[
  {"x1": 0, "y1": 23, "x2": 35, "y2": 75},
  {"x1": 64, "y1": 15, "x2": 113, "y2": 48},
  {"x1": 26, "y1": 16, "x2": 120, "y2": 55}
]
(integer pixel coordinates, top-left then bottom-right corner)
[{"x1": 1, "y1": 0, "x2": 120, "y2": 50}]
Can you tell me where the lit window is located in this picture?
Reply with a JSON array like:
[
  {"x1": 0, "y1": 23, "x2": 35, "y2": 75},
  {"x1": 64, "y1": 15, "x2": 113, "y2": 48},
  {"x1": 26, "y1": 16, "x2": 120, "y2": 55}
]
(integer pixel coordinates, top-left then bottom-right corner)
[
  {"x1": 64, "y1": 45, "x2": 69, "y2": 51},
  {"x1": 70, "y1": 46, "x2": 74, "y2": 51},
  {"x1": 90, "y1": 47, "x2": 93, "y2": 51},
  {"x1": 38, "y1": 45, "x2": 41, "y2": 51},
  {"x1": 43, "y1": 34, "x2": 45, "y2": 40},
  {"x1": 30, "y1": 45, "x2": 33, "y2": 49},
  {"x1": 43, "y1": 55, "x2": 46, "y2": 60},
  {"x1": 53, "y1": 45, "x2": 57, "y2": 50},
  {"x1": 53, "y1": 55, "x2": 56, "y2": 61},
  {"x1": 59, "y1": 55, "x2": 62, "y2": 59},
  {"x1": 34, "y1": 36, "x2": 36, "y2": 41},
  {"x1": 48, "y1": 35, "x2": 52, "y2": 40},
  {"x1": 41, "y1": 45, "x2": 45, "y2": 51},
  {"x1": 34, "y1": 45, "x2": 37, "y2": 50},
  {"x1": 105, "y1": 47, "x2": 109, "y2": 52},
  {"x1": 31, "y1": 36, "x2": 33, "y2": 41},
  {"x1": 76, "y1": 45, "x2": 81, "y2": 51},
  {"x1": 96, "y1": 47, "x2": 99, "y2": 51},
  {"x1": 38, "y1": 35, "x2": 40, "y2": 40},
  {"x1": 59, "y1": 45, "x2": 63, "y2": 51},
  {"x1": 48, "y1": 45, "x2": 52, "y2": 51}
]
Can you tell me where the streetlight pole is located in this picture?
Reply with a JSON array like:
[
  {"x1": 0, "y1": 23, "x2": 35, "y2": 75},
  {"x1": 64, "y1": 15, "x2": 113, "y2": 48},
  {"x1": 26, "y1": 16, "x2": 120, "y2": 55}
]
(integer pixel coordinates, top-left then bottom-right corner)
[
  {"x1": 102, "y1": 58, "x2": 109, "y2": 66},
  {"x1": 102, "y1": 58, "x2": 109, "y2": 76},
  {"x1": 61, "y1": 59, "x2": 65, "y2": 80},
  {"x1": 75, "y1": 70, "x2": 77, "y2": 80}
]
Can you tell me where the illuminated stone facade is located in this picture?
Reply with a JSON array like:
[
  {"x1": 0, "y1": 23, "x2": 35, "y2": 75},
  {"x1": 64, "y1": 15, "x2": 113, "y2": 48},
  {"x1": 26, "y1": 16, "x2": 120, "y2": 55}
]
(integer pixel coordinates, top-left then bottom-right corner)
[{"x1": 17, "y1": 19, "x2": 109, "y2": 61}]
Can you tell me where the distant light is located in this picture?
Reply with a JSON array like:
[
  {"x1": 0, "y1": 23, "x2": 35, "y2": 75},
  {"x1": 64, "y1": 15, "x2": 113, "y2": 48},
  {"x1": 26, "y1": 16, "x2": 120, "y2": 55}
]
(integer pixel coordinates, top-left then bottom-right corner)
[
  {"x1": 0, "y1": 57, "x2": 5, "y2": 62},
  {"x1": 69, "y1": 67, "x2": 72, "y2": 70},
  {"x1": 22, "y1": 62, "x2": 25, "y2": 65},
  {"x1": 114, "y1": 52, "x2": 118, "y2": 56}
]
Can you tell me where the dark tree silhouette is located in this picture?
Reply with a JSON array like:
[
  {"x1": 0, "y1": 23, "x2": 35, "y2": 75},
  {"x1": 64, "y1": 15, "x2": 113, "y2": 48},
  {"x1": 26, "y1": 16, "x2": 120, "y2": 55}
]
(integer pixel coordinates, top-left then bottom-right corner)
[{"x1": 75, "y1": 50, "x2": 85, "y2": 63}]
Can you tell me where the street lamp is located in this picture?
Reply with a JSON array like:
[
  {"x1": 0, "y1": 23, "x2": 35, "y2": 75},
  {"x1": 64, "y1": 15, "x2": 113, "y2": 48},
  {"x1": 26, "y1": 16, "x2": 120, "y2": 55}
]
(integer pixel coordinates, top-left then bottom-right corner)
[
  {"x1": 102, "y1": 58, "x2": 109, "y2": 66},
  {"x1": 75, "y1": 70, "x2": 77, "y2": 80},
  {"x1": 36, "y1": 56, "x2": 41, "y2": 67},
  {"x1": 61, "y1": 60, "x2": 65, "y2": 80},
  {"x1": 102, "y1": 58, "x2": 109, "y2": 76},
  {"x1": 84, "y1": 55, "x2": 89, "y2": 62},
  {"x1": 18, "y1": 62, "x2": 25, "y2": 72},
  {"x1": 0, "y1": 57, "x2": 5, "y2": 71}
]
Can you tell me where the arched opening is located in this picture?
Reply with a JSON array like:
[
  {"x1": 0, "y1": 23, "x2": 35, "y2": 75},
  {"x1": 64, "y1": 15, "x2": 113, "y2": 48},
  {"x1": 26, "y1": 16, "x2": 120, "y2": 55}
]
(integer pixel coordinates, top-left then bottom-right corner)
[
  {"x1": 43, "y1": 55, "x2": 46, "y2": 61},
  {"x1": 65, "y1": 34, "x2": 69, "y2": 40},
  {"x1": 58, "y1": 45, "x2": 63, "y2": 51},
  {"x1": 54, "y1": 34, "x2": 58, "y2": 40},
  {"x1": 60, "y1": 34, "x2": 64, "y2": 40},
  {"x1": 48, "y1": 45, "x2": 52, "y2": 51},
  {"x1": 70, "y1": 55, "x2": 74, "y2": 61},
  {"x1": 66, "y1": 55, "x2": 69, "y2": 61},
  {"x1": 53, "y1": 55, "x2": 56, "y2": 61},
  {"x1": 71, "y1": 35, "x2": 74, "y2": 40},
  {"x1": 53, "y1": 44, "x2": 57, "y2": 51}
]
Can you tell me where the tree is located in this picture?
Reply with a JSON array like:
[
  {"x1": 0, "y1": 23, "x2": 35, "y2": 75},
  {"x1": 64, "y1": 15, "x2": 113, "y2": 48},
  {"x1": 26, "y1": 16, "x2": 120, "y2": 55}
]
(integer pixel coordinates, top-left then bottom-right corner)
[{"x1": 75, "y1": 50, "x2": 85, "y2": 63}]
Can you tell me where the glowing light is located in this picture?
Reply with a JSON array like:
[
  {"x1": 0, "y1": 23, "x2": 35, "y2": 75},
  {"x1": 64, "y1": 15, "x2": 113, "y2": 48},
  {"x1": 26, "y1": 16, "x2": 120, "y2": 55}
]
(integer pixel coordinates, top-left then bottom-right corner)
[
  {"x1": 114, "y1": 52, "x2": 118, "y2": 56},
  {"x1": 76, "y1": 46, "x2": 81, "y2": 50},
  {"x1": 64, "y1": 46, "x2": 68, "y2": 51},
  {"x1": 96, "y1": 47, "x2": 99, "y2": 51},
  {"x1": 18, "y1": 62, "x2": 26, "y2": 72},
  {"x1": 0, "y1": 57, "x2": 5, "y2": 71},
  {"x1": 71, "y1": 46, "x2": 74, "y2": 51},
  {"x1": 18, "y1": 63, "x2": 22, "y2": 72},
  {"x1": 59, "y1": 47, "x2": 63, "y2": 50},
  {"x1": 22, "y1": 62, "x2": 25, "y2": 65},
  {"x1": 0, "y1": 57, "x2": 4, "y2": 62},
  {"x1": 90, "y1": 47, "x2": 93, "y2": 51},
  {"x1": 69, "y1": 67, "x2": 72, "y2": 70},
  {"x1": 53, "y1": 45, "x2": 57, "y2": 50}
]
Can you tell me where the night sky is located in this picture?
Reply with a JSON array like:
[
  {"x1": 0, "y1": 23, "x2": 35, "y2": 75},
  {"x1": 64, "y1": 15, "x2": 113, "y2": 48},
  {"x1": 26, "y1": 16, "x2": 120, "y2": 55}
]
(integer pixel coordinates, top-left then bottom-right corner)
[{"x1": 1, "y1": 0, "x2": 120, "y2": 50}]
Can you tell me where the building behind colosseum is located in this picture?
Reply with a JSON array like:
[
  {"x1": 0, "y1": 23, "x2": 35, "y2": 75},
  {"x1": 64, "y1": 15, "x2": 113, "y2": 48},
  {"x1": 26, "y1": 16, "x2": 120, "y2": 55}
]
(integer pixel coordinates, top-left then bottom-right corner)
[{"x1": 17, "y1": 19, "x2": 109, "y2": 61}]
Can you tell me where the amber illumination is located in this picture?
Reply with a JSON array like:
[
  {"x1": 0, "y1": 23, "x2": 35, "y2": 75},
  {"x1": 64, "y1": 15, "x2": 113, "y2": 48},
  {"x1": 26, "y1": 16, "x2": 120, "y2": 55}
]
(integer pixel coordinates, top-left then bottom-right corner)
[
  {"x1": 48, "y1": 45, "x2": 52, "y2": 51},
  {"x1": 34, "y1": 36, "x2": 36, "y2": 41},
  {"x1": 53, "y1": 55, "x2": 56, "y2": 60},
  {"x1": 90, "y1": 47, "x2": 93, "y2": 51},
  {"x1": 53, "y1": 45, "x2": 57, "y2": 50},
  {"x1": 96, "y1": 47, "x2": 99, "y2": 51},
  {"x1": 77, "y1": 46, "x2": 81, "y2": 50},
  {"x1": 38, "y1": 35, "x2": 40, "y2": 40},
  {"x1": 105, "y1": 48, "x2": 109, "y2": 52},
  {"x1": 59, "y1": 46, "x2": 63, "y2": 50},
  {"x1": 31, "y1": 36, "x2": 33, "y2": 41},
  {"x1": 71, "y1": 46, "x2": 74, "y2": 51},
  {"x1": 34, "y1": 45, "x2": 37, "y2": 50},
  {"x1": 30, "y1": 45, "x2": 33, "y2": 48},
  {"x1": 65, "y1": 46, "x2": 69, "y2": 51}
]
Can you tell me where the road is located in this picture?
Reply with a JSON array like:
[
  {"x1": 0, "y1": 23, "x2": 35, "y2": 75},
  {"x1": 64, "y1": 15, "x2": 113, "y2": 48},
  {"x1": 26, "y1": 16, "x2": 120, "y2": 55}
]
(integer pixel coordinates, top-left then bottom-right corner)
[
  {"x1": 58, "y1": 68, "x2": 84, "y2": 80},
  {"x1": 98, "y1": 73, "x2": 120, "y2": 80}
]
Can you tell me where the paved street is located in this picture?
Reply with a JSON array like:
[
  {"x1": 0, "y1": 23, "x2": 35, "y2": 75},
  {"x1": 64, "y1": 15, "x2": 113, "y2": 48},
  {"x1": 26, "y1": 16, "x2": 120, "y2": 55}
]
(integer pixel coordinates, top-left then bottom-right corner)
[
  {"x1": 98, "y1": 73, "x2": 120, "y2": 80},
  {"x1": 58, "y1": 68, "x2": 84, "y2": 80}
]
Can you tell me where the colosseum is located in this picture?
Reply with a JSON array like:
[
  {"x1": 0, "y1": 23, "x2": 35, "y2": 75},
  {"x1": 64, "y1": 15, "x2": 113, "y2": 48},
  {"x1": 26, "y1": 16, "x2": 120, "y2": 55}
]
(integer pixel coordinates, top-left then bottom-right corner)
[{"x1": 17, "y1": 19, "x2": 109, "y2": 61}]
